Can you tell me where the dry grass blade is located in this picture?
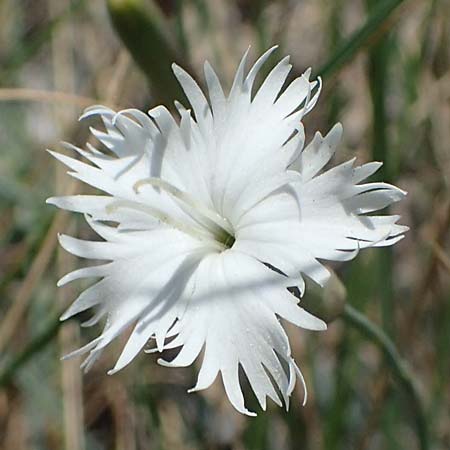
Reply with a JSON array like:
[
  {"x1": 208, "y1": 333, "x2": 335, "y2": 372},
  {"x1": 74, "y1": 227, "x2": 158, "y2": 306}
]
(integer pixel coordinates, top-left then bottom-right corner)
[
  {"x1": 50, "y1": 0, "x2": 86, "y2": 448},
  {"x1": 0, "y1": 88, "x2": 108, "y2": 108},
  {"x1": 430, "y1": 241, "x2": 450, "y2": 275},
  {"x1": 0, "y1": 184, "x2": 75, "y2": 354},
  {"x1": 403, "y1": 200, "x2": 450, "y2": 342},
  {"x1": 0, "y1": 56, "x2": 127, "y2": 358}
]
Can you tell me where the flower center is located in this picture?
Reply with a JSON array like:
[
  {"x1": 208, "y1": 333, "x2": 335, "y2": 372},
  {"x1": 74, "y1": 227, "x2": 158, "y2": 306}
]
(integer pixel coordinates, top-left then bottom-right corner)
[
  {"x1": 106, "y1": 177, "x2": 236, "y2": 251},
  {"x1": 217, "y1": 228, "x2": 236, "y2": 249}
]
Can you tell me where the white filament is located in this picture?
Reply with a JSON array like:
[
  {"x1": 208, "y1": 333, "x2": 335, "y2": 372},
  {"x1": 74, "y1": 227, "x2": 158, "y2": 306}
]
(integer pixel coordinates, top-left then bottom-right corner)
[
  {"x1": 105, "y1": 199, "x2": 224, "y2": 249},
  {"x1": 133, "y1": 177, "x2": 235, "y2": 244}
]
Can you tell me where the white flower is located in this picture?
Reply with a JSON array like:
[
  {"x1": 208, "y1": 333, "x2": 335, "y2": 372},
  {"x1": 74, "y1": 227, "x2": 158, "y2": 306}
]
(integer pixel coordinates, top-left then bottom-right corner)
[{"x1": 48, "y1": 46, "x2": 407, "y2": 415}]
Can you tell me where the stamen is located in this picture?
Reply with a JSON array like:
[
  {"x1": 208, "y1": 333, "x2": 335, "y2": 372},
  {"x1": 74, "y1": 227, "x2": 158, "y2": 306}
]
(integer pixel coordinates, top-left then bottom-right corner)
[
  {"x1": 133, "y1": 177, "x2": 235, "y2": 244},
  {"x1": 106, "y1": 199, "x2": 220, "y2": 246}
]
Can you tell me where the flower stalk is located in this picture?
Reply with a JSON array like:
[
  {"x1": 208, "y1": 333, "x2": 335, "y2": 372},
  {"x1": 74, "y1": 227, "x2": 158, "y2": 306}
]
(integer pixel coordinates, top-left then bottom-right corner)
[
  {"x1": 107, "y1": 0, "x2": 191, "y2": 105},
  {"x1": 343, "y1": 304, "x2": 429, "y2": 450}
]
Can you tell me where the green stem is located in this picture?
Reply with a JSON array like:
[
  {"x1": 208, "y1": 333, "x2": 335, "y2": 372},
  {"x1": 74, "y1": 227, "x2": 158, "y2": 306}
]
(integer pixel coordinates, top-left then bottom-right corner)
[
  {"x1": 252, "y1": 0, "x2": 269, "y2": 55},
  {"x1": 326, "y1": 0, "x2": 345, "y2": 128},
  {"x1": 0, "y1": 315, "x2": 62, "y2": 388},
  {"x1": 343, "y1": 304, "x2": 429, "y2": 450},
  {"x1": 365, "y1": 0, "x2": 395, "y2": 336},
  {"x1": 107, "y1": 0, "x2": 191, "y2": 106},
  {"x1": 318, "y1": 0, "x2": 406, "y2": 79},
  {"x1": 367, "y1": 35, "x2": 391, "y2": 178},
  {"x1": 174, "y1": 0, "x2": 189, "y2": 58}
]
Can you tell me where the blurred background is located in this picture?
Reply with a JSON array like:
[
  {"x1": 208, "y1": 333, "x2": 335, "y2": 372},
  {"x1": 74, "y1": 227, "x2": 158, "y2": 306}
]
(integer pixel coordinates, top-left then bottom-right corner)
[{"x1": 0, "y1": 0, "x2": 449, "y2": 449}]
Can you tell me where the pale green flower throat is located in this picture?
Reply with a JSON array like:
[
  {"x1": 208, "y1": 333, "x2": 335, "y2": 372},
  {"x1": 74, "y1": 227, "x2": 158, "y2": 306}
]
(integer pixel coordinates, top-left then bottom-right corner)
[{"x1": 106, "y1": 177, "x2": 236, "y2": 250}]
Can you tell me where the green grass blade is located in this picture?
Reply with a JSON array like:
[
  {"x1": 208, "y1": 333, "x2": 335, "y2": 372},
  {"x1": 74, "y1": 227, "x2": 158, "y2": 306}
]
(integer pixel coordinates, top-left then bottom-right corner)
[
  {"x1": 318, "y1": 0, "x2": 406, "y2": 79},
  {"x1": 107, "y1": 0, "x2": 191, "y2": 106},
  {"x1": 343, "y1": 305, "x2": 430, "y2": 450}
]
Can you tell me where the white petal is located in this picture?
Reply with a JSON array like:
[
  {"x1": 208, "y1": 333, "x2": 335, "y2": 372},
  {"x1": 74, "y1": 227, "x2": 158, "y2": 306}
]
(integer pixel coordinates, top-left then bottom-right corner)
[
  {"x1": 244, "y1": 45, "x2": 278, "y2": 93},
  {"x1": 275, "y1": 69, "x2": 314, "y2": 117},
  {"x1": 204, "y1": 61, "x2": 226, "y2": 119},
  {"x1": 58, "y1": 234, "x2": 120, "y2": 260},
  {"x1": 292, "y1": 123, "x2": 343, "y2": 180},
  {"x1": 108, "y1": 321, "x2": 155, "y2": 374},
  {"x1": 228, "y1": 46, "x2": 251, "y2": 100},
  {"x1": 345, "y1": 188, "x2": 406, "y2": 214},
  {"x1": 169, "y1": 252, "x2": 319, "y2": 413},
  {"x1": 57, "y1": 263, "x2": 111, "y2": 287},
  {"x1": 252, "y1": 56, "x2": 292, "y2": 108},
  {"x1": 172, "y1": 63, "x2": 213, "y2": 138}
]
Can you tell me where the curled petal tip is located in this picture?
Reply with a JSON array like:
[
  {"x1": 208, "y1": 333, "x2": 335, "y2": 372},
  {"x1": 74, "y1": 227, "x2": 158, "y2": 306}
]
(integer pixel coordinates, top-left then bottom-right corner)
[
  {"x1": 157, "y1": 358, "x2": 170, "y2": 367},
  {"x1": 59, "y1": 311, "x2": 70, "y2": 321},
  {"x1": 171, "y1": 62, "x2": 182, "y2": 74},
  {"x1": 187, "y1": 386, "x2": 198, "y2": 394},
  {"x1": 144, "y1": 347, "x2": 158, "y2": 354}
]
